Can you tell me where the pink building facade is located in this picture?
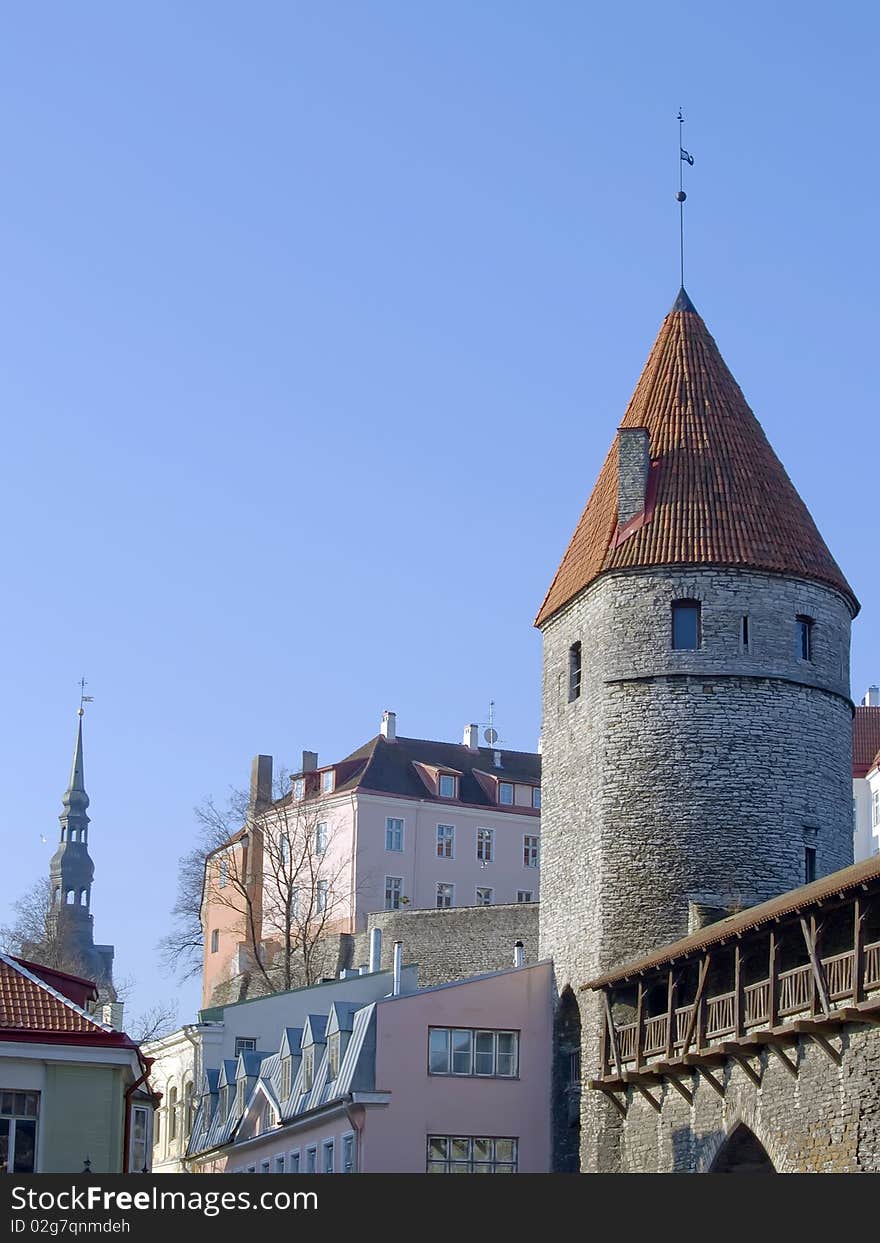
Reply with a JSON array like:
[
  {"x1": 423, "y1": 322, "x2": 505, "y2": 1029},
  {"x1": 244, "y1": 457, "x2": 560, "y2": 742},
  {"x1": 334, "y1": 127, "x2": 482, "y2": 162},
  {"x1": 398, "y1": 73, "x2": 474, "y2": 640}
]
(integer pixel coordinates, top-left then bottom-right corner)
[{"x1": 186, "y1": 959, "x2": 552, "y2": 1174}]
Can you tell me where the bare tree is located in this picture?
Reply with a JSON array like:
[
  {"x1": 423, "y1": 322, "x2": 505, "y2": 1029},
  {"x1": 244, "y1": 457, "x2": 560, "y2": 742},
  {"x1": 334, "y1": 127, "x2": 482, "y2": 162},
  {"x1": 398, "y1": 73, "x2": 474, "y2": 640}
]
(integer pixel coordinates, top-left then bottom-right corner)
[
  {"x1": 159, "y1": 770, "x2": 354, "y2": 994},
  {"x1": 0, "y1": 877, "x2": 91, "y2": 978},
  {"x1": 127, "y1": 999, "x2": 180, "y2": 1044}
]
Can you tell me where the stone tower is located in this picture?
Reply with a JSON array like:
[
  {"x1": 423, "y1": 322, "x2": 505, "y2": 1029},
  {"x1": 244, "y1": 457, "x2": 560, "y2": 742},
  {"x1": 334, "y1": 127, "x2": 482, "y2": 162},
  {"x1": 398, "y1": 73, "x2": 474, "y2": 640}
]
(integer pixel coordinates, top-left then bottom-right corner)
[
  {"x1": 536, "y1": 288, "x2": 858, "y2": 1171},
  {"x1": 46, "y1": 710, "x2": 116, "y2": 996}
]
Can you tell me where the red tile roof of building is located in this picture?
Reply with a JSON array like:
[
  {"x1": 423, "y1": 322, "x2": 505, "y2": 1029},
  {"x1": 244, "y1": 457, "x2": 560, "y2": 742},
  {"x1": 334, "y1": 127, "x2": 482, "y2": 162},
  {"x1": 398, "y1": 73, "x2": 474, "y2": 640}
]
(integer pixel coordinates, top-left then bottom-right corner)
[
  {"x1": 536, "y1": 290, "x2": 858, "y2": 627},
  {"x1": 0, "y1": 954, "x2": 133, "y2": 1048},
  {"x1": 854, "y1": 707, "x2": 880, "y2": 778}
]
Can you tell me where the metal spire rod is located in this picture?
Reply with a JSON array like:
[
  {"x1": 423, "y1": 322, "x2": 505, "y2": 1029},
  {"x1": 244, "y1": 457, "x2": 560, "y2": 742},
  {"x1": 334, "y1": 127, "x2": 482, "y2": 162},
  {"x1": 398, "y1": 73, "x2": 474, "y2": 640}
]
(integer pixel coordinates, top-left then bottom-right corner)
[
  {"x1": 78, "y1": 676, "x2": 94, "y2": 717},
  {"x1": 676, "y1": 109, "x2": 694, "y2": 289}
]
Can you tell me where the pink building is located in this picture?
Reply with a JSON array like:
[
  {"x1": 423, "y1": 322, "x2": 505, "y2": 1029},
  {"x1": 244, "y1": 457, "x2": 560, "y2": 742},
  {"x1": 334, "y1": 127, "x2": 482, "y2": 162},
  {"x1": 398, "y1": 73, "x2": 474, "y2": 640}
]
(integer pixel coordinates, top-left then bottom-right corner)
[
  {"x1": 202, "y1": 712, "x2": 541, "y2": 1007},
  {"x1": 186, "y1": 954, "x2": 552, "y2": 1174}
]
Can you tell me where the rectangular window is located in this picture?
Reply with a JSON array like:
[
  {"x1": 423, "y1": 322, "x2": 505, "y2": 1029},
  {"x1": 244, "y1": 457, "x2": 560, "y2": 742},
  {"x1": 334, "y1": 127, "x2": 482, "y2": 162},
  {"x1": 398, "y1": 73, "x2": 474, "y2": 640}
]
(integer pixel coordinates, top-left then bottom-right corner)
[
  {"x1": 427, "y1": 1136, "x2": 518, "y2": 1174},
  {"x1": 476, "y1": 886, "x2": 493, "y2": 906},
  {"x1": 428, "y1": 1029, "x2": 519, "y2": 1078},
  {"x1": 532, "y1": 787, "x2": 541, "y2": 810},
  {"x1": 805, "y1": 846, "x2": 817, "y2": 884},
  {"x1": 315, "y1": 822, "x2": 328, "y2": 855},
  {"x1": 316, "y1": 879, "x2": 329, "y2": 914},
  {"x1": 210, "y1": 929, "x2": 219, "y2": 954},
  {"x1": 523, "y1": 835, "x2": 540, "y2": 868},
  {"x1": 498, "y1": 781, "x2": 514, "y2": 806},
  {"x1": 672, "y1": 600, "x2": 701, "y2": 650},
  {"x1": 436, "y1": 824, "x2": 455, "y2": 858},
  {"x1": 796, "y1": 615, "x2": 813, "y2": 661},
  {"x1": 321, "y1": 770, "x2": 335, "y2": 795},
  {"x1": 517, "y1": 890, "x2": 534, "y2": 903},
  {"x1": 568, "y1": 641, "x2": 582, "y2": 701},
  {"x1": 280, "y1": 1058, "x2": 292, "y2": 1100},
  {"x1": 130, "y1": 1105, "x2": 150, "y2": 1173},
  {"x1": 384, "y1": 876, "x2": 403, "y2": 911},
  {"x1": 436, "y1": 882, "x2": 454, "y2": 909},
  {"x1": 302, "y1": 1047, "x2": 315, "y2": 1092},
  {"x1": 341, "y1": 1133, "x2": 355, "y2": 1174},
  {"x1": 439, "y1": 774, "x2": 457, "y2": 799},
  {"x1": 327, "y1": 1033, "x2": 341, "y2": 1081},
  {"x1": 289, "y1": 1151, "x2": 300, "y2": 1174},
  {"x1": 476, "y1": 827, "x2": 494, "y2": 862},
  {"x1": 873, "y1": 791, "x2": 880, "y2": 828},
  {"x1": 322, "y1": 1139, "x2": 334, "y2": 1174},
  {"x1": 741, "y1": 615, "x2": 750, "y2": 652},
  {"x1": 260, "y1": 1160, "x2": 270, "y2": 1175},
  {"x1": 234, "y1": 1037, "x2": 257, "y2": 1056},
  {"x1": 275, "y1": 1155, "x2": 285, "y2": 1174},
  {"x1": 385, "y1": 817, "x2": 404, "y2": 851},
  {"x1": 293, "y1": 778, "x2": 305, "y2": 801}
]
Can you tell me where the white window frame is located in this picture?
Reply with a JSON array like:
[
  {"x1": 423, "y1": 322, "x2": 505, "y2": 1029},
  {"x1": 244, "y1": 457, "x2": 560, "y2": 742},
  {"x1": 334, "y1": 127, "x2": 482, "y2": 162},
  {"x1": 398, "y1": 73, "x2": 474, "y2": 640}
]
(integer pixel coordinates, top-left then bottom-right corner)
[
  {"x1": 385, "y1": 816, "x2": 405, "y2": 852},
  {"x1": 315, "y1": 822, "x2": 328, "y2": 855},
  {"x1": 517, "y1": 890, "x2": 534, "y2": 903},
  {"x1": 234, "y1": 1037, "x2": 257, "y2": 1056},
  {"x1": 872, "y1": 790, "x2": 880, "y2": 828},
  {"x1": 438, "y1": 773, "x2": 458, "y2": 799},
  {"x1": 475, "y1": 886, "x2": 493, "y2": 906},
  {"x1": 476, "y1": 827, "x2": 494, "y2": 863},
  {"x1": 384, "y1": 876, "x2": 403, "y2": 911},
  {"x1": 523, "y1": 835, "x2": 540, "y2": 869},
  {"x1": 327, "y1": 1032, "x2": 341, "y2": 1081},
  {"x1": 293, "y1": 778, "x2": 305, "y2": 801},
  {"x1": 129, "y1": 1103, "x2": 151, "y2": 1173},
  {"x1": 436, "y1": 882, "x2": 454, "y2": 909},
  {"x1": 436, "y1": 824, "x2": 455, "y2": 859},
  {"x1": 498, "y1": 781, "x2": 514, "y2": 806},
  {"x1": 428, "y1": 1028, "x2": 519, "y2": 1078},
  {"x1": 532, "y1": 787, "x2": 541, "y2": 810},
  {"x1": 316, "y1": 879, "x2": 329, "y2": 914},
  {"x1": 302, "y1": 1046, "x2": 315, "y2": 1092},
  {"x1": 321, "y1": 770, "x2": 335, "y2": 795}
]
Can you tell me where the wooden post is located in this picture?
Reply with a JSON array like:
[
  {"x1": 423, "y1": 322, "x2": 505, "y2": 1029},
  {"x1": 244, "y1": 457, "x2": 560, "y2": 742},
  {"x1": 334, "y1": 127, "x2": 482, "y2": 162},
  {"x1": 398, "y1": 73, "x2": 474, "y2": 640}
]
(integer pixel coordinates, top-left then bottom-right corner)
[
  {"x1": 768, "y1": 929, "x2": 779, "y2": 1027},
  {"x1": 810, "y1": 914, "x2": 818, "y2": 1016},
  {"x1": 635, "y1": 981, "x2": 645, "y2": 1071},
  {"x1": 600, "y1": 1004, "x2": 610, "y2": 1079},
  {"x1": 734, "y1": 943, "x2": 743, "y2": 1038},
  {"x1": 853, "y1": 897, "x2": 865, "y2": 1004},
  {"x1": 603, "y1": 990, "x2": 622, "y2": 1079},
  {"x1": 665, "y1": 969, "x2": 676, "y2": 1060}
]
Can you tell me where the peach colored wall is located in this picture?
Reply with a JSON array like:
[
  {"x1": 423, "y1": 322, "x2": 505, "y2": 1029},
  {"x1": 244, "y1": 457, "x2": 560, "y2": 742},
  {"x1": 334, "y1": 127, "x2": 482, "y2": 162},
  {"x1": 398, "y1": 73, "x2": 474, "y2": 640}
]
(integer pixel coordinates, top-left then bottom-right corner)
[
  {"x1": 353, "y1": 793, "x2": 542, "y2": 921},
  {"x1": 202, "y1": 842, "x2": 251, "y2": 1008},
  {"x1": 364, "y1": 961, "x2": 553, "y2": 1172}
]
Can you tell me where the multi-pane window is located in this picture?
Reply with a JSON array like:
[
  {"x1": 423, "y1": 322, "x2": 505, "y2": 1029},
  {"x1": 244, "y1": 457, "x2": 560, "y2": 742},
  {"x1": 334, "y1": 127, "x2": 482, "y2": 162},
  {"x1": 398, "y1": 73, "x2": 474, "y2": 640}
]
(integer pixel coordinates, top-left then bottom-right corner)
[
  {"x1": 532, "y1": 787, "x2": 541, "y2": 810},
  {"x1": 293, "y1": 778, "x2": 305, "y2": 801},
  {"x1": 321, "y1": 770, "x2": 335, "y2": 795},
  {"x1": 476, "y1": 828, "x2": 494, "y2": 863},
  {"x1": 235, "y1": 1080, "x2": 245, "y2": 1114},
  {"x1": 672, "y1": 600, "x2": 701, "y2": 649},
  {"x1": 316, "y1": 879, "x2": 329, "y2": 914},
  {"x1": 130, "y1": 1105, "x2": 150, "y2": 1173},
  {"x1": 275, "y1": 1155, "x2": 285, "y2": 1174},
  {"x1": 385, "y1": 817, "x2": 404, "y2": 851},
  {"x1": 289, "y1": 1151, "x2": 300, "y2": 1173},
  {"x1": 796, "y1": 615, "x2": 814, "y2": 661},
  {"x1": 315, "y1": 822, "x2": 328, "y2": 855},
  {"x1": 498, "y1": 782, "x2": 514, "y2": 806},
  {"x1": 427, "y1": 1136, "x2": 517, "y2": 1174},
  {"x1": 327, "y1": 1033, "x2": 341, "y2": 1081},
  {"x1": 568, "y1": 641, "x2": 582, "y2": 701},
  {"x1": 476, "y1": 887, "x2": 493, "y2": 906},
  {"x1": 439, "y1": 774, "x2": 457, "y2": 799},
  {"x1": 305, "y1": 1147, "x2": 317, "y2": 1173},
  {"x1": 280, "y1": 1058, "x2": 292, "y2": 1100},
  {"x1": 436, "y1": 883, "x2": 454, "y2": 909},
  {"x1": 873, "y1": 790, "x2": 880, "y2": 828},
  {"x1": 385, "y1": 876, "x2": 403, "y2": 911},
  {"x1": 428, "y1": 1029, "x2": 519, "y2": 1077},
  {"x1": 341, "y1": 1133, "x2": 355, "y2": 1173},
  {"x1": 322, "y1": 1140, "x2": 335, "y2": 1174},
  {"x1": 523, "y1": 835, "x2": 540, "y2": 868},
  {"x1": 302, "y1": 1047, "x2": 315, "y2": 1092},
  {"x1": 517, "y1": 890, "x2": 534, "y2": 903},
  {"x1": 168, "y1": 1086, "x2": 178, "y2": 1141},
  {"x1": 436, "y1": 824, "x2": 455, "y2": 858},
  {"x1": 234, "y1": 1037, "x2": 257, "y2": 1055}
]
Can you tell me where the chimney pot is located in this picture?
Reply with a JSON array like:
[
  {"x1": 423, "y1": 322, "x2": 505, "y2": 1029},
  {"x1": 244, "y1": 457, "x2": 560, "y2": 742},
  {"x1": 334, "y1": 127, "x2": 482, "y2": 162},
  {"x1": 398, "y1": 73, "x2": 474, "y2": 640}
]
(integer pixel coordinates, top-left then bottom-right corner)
[
  {"x1": 617, "y1": 427, "x2": 650, "y2": 527},
  {"x1": 301, "y1": 751, "x2": 318, "y2": 773},
  {"x1": 463, "y1": 723, "x2": 479, "y2": 750},
  {"x1": 381, "y1": 710, "x2": 397, "y2": 742},
  {"x1": 513, "y1": 941, "x2": 525, "y2": 969}
]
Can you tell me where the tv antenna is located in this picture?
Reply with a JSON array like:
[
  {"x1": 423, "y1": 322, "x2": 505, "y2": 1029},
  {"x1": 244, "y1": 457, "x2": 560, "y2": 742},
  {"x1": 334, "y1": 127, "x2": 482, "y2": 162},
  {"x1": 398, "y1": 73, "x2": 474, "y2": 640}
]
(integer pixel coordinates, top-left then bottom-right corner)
[{"x1": 483, "y1": 700, "x2": 498, "y2": 747}]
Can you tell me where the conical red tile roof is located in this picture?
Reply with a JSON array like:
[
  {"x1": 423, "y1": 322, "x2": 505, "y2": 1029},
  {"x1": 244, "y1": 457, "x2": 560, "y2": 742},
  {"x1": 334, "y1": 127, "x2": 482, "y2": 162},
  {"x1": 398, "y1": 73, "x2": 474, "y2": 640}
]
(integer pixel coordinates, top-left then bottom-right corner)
[{"x1": 536, "y1": 290, "x2": 858, "y2": 627}]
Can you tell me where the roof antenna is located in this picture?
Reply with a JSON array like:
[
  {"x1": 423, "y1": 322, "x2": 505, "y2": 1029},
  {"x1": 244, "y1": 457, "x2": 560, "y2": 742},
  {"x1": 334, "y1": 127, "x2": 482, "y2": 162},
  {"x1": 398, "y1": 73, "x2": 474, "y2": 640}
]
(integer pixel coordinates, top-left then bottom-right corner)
[{"x1": 676, "y1": 109, "x2": 694, "y2": 290}]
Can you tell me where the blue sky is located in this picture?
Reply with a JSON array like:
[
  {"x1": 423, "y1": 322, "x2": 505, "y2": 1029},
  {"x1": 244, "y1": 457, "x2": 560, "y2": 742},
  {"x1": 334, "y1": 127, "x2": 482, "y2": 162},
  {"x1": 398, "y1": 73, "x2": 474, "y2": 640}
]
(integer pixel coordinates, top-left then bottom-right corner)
[{"x1": 1, "y1": 3, "x2": 876, "y2": 1021}]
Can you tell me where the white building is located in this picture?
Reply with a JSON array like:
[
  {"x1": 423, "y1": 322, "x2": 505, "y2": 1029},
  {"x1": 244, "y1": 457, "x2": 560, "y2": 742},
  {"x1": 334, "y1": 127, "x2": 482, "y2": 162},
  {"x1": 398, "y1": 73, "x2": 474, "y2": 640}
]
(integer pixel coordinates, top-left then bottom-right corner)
[{"x1": 853, "y1": 687, "x2": 880, "y2": 861}]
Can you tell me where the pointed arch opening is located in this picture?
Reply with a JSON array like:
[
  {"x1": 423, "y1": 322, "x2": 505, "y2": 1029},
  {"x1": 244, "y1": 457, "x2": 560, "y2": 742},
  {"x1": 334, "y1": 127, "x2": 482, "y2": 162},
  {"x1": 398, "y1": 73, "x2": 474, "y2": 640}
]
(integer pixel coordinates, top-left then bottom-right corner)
[
  {"x1": 709, "y1": 1124, "x2": 776, "y2": 1174},
  {"x1": 552, "y1": 986, "x2": 582, "y2": 1172}
]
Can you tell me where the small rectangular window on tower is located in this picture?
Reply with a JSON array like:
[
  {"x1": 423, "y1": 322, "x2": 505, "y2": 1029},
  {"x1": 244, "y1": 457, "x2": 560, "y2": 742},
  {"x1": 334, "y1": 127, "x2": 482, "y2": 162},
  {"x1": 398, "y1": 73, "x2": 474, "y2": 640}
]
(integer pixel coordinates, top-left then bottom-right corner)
[
  {"x1": 672, "y1": 600, "x2": 701, "y2": 650},
  {"x1": 796, "y1": 615, "x2": 814, "y2": 661},
  {"x1": 741, "y1": 615, "x2": 750, "y2": 652},
  {"x1": 804, "y1": 846, "x2": 817, "y2": 884},
  {"x1": 568, "y1": 642, "x2": 582, "y2": 701}
]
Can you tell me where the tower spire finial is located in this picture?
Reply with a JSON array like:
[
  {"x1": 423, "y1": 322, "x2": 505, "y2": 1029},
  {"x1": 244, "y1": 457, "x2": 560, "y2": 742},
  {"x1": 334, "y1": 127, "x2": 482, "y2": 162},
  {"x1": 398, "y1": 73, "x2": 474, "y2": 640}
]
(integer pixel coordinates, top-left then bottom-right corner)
[{"x1": 676, "y1": 109, "x2": 695, "y2": 291}]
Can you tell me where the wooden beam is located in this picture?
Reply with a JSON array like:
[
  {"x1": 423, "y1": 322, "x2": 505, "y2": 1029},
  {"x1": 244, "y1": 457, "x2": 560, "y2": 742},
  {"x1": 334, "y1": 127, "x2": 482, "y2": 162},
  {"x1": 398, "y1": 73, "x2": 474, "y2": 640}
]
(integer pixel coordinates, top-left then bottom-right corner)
[
  {"x1": 807, "y1": 1032, "x2": 842, "y2": 1066},
  {"x1": 731, "y1": 1054, "x2": 762, "y2": 1086},
  {"x1": 591, "y1": 1084, "x2": 627, "y2": 1118},
  {"x1": 680, "y1": 956, "x2": 711, "y2": 1058},
  {"x1": 636, "y1": 1084, "x2": 661, "y2": 1113},
  {"x1": 664, "y1": 1074, "x2": 694, "y2": 1106},
  {"x1": 768, "y1": 1043, "x2": 798, "y2": 1077},
  {"x1": 853, "y1": 897, "x2": 865, "y2": 1005},
  {"x1": 696, "y1": 1065, "x2": 725, "y2": 1096},
  {"x1": 800, "y1": 916, "x2": 831, "y2": 1017},
  {"x1": 635, "y1": 980, "x2": 645, "y2": 1072},
  {"x1": 603, "y1": 990, "x2": 622, "y2": 1078},
  {"x1": 734, "y1": 943, "x2": 743, "y2": 1038},
  {"x1": 665, "y1": 969, "x2": 676, "y2": 1061}
]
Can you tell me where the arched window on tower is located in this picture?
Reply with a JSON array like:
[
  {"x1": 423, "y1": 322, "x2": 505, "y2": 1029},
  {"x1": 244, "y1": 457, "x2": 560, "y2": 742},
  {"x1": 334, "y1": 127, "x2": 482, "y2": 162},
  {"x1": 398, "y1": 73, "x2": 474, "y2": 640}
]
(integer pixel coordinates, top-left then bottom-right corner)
[
  {"x1": 79, "y1": 890, "x2": 87, "y2": 906},
  {"x1": 66, "y1": 891, "x2": 75, "y2": 905},
  {"x1": 54, "y1": 887, "x2": 61, "y2": 904},
  {"x1": 672, "y1": 599, "x2": 701, "y2": 650}
]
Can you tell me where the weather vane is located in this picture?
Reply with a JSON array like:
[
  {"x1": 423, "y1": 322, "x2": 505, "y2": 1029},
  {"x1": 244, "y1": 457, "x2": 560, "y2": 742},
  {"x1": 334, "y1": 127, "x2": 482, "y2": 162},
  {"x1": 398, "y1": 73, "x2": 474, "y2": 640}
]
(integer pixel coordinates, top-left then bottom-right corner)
[
  {"x1": 676, "y1": 109, "x2": 695, "y2": 288},
  {"x1": 78, "y1": 676, "x2": 94, "y2": 717}
]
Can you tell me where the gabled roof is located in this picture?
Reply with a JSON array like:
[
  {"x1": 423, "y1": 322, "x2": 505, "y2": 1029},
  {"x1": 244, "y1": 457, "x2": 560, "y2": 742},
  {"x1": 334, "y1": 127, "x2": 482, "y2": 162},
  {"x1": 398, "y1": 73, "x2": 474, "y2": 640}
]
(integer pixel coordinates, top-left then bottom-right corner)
[
  {"x1": 301, "y1": 1014, "x2": 328, "y2": 1048},
  {"x1": 278, "y1": 1027, "x2": 303, "y2": 1060},
  {"x1": 0, "y1": 953, "x2": 123, "y2": 1043},
  {"x1": 536, "y1": 289, "x2": 858, "y2": 627},
  {"x1": 326, "y1": 1002, "x2": 358, "y2": 1037},
  {"x1": 854, "y1": 707, "x2": 880, "y2": 778}
]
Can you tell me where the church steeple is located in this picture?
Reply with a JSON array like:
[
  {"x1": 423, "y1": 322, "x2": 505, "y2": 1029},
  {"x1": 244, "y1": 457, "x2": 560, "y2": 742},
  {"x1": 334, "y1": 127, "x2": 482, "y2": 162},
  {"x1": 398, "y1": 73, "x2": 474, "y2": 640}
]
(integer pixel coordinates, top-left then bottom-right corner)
[{"x1": 59, "y1": 710, "x2": 90, "y2": 844}]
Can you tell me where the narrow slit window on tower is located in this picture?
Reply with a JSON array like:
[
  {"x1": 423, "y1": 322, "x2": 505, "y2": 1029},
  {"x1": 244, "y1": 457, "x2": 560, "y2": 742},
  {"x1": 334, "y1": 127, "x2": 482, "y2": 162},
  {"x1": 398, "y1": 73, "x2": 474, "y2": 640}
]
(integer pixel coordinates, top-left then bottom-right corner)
[
  {"x1": 741, "y1": 615, "x2": 750, "y2": 652},
  {"x1": 672, "y1": 600, "x2": 701, "y2": 650},
  {"x1": 804, "y1": 846, "x2": 817, "y2": 884},
  {"x1": 568, "y1": 642, "x2": 582, "y2": 702},
  {"x1": 796, "y1": 615, "x2": 814, "y2": 662}
]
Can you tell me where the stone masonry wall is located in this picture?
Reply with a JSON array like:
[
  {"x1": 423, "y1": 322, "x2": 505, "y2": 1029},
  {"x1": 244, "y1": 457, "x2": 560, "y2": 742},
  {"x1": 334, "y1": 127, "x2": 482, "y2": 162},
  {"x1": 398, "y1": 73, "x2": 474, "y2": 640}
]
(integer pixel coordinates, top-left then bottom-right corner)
[
  {"x1": 608, "y1": 1022, "x2": 880, "y2": 1172},
  {"x1": 354, "y1": 903, "x2": 540, "y2": 987},
  {"x1": 538, "y1": 566, "x2": 855, "y2": 1171}
]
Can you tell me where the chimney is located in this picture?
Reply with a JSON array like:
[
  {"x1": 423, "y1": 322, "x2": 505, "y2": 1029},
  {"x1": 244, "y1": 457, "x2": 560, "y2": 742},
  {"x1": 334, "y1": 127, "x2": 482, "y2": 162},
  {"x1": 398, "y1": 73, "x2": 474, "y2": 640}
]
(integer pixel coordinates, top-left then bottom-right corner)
[
  {"x1": 463, "y1": 723, "x2": 479, "y2": 750},
  {"x1": 101, "y1": 1001, "x2": 125, "y2": 1030},
  {"x1": 391, "y1": 941, "x2": 403, "y2": 996},
  {"x1": 513, "y1": 941, "x2": 525, "y2": 969},
  {"x1": 617, "y1": 427, "x2": 650, "y2": 527},
  {"x1": 369, "y1": 927, "x2": 383, "y2": 974},
  {"x1": 864, "y1": 686, "x2": 880, "y2": 708},
  {"x1": 381, "y1": 710, "x2": 397, "y2": 742},
  {"x1": 301, "y1": 750, "x2": 318, "y2": 773},
  {"x1": 249, "y1": 755, "x2": 273, "y2": 810}
]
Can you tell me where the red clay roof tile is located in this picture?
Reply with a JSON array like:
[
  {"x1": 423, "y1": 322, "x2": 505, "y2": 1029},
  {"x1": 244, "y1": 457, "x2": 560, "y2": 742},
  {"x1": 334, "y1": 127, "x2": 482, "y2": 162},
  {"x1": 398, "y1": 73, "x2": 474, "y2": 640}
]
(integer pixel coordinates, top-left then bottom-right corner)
[
  {"x1": 0, "y1": 955, "x2": 107, "y2": 1036},
  {"x1": 854, "y1": 707, "x2": 880, "y2": 778}
]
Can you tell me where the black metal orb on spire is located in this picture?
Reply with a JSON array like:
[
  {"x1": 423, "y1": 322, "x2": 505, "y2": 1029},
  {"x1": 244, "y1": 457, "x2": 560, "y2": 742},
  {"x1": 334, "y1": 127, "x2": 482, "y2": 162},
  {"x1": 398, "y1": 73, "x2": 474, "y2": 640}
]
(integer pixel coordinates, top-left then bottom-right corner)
[{"x1": 675, "y1": 190, "x2": 687, "y2": 202}]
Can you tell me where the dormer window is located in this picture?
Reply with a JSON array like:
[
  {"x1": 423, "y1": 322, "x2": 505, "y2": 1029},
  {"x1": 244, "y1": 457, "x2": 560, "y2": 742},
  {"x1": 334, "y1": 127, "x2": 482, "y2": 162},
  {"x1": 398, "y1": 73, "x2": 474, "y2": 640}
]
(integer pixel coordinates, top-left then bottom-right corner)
[
  {"x1": 302, "y1": 1047, "x2": 315, "y2": 1092},
  {"x1": 672, "y1": 600, "x2": 701, "y2": 650},
  {"x1": 327, "y1": 1033, "x2": 341, "y2": 1081},
  {"x1": 439, "y1": 774, "x2": 457, "y2": 799},
  {"x1": 236, "y1": 1080, "x2": 245, "y2": 1114},
  {"x1": 499, "y1": 782, "x2": 514, "y2": 806},
  {"x1": 293, "y1": 778, "x2": 305, "y2": 801},
  {"x1": 321, "y1": 770, "x2": 335, "y2": 795},
  {"x1": 532, "y1": 787, "x2": 541, "y2": 810},
  {"x1": 280, "y1": 1057, "x2": 292, "y2": 1100}
]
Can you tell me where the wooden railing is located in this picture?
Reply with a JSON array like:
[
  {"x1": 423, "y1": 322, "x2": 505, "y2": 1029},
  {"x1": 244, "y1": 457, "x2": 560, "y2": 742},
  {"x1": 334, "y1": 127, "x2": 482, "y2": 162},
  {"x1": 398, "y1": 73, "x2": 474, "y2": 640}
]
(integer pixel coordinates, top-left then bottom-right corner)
[{"x1": 607, "y1": 938, "x2": 880, "y2": 1070}]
